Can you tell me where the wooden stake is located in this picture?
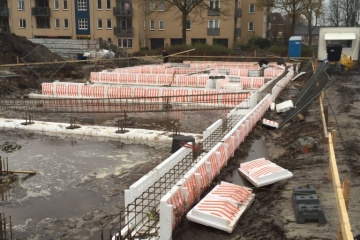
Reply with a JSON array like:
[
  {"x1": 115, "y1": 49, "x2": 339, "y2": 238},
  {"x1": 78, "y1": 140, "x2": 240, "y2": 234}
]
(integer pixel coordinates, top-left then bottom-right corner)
[
  {"x1": 332, "y1": 129, "x2": 337, "y2": 150},
  {"x1": 342, "y1": 179, "x2": 351, "y2": 210}
]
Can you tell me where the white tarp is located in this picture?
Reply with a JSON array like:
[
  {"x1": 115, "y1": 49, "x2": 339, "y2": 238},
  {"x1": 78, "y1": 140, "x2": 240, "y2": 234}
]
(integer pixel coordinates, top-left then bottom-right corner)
[{"x1": 324, "y1": 32, "x2": 356, "y2": 40}]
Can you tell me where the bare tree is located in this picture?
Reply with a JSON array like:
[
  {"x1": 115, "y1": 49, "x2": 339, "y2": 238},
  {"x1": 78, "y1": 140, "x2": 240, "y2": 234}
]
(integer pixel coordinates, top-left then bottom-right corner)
[
  {"x1": 265, "y1": 0, "x2": 305, "y2": 36},
  {"x1": 341, "y1": 0, "x2": 360, "y2": 26},
  {"x1": 141, "y1": 0, "x2": 231, "y2": 44},
  {"x1": 326, "y1": 0, "x2": 342, "y2": 26},
  {"x1": 302, "y1": 0, "x2": 324, "y2": 46},
  {"x1": 326, "y1": 0, "x2": 360, "y2": 26}
]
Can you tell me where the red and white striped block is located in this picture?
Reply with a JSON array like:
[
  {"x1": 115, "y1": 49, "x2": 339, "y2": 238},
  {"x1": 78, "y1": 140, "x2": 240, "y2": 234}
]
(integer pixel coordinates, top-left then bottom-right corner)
[
  {"x1": 262, "y1": 118, "x2": 279, "y2": 128},
  {"x1": 42, "y1": 83, "x2": 54, "y2": 95},
  {"x1": 186, "y1": 181, "x2": 255, "y2": 233},
  {"x1": 239, "y1": 158, "x2": 293, "y2": 187}
]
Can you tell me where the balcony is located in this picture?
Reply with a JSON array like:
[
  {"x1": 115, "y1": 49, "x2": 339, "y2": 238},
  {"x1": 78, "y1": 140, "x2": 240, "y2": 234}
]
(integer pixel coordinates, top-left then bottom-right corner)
[
  {"x1": 235, "y1": 8, "x2": 242, "y2": 18},
  {"x1": 208, "y1": 8, "x2": 220, "y2": 16},
  {"x1": 207, "y1": 28, "x2": 220, "y2": 36},
  {"x1": 114, "y1": 26, "x2": 133, "y2": 36},
  {"x1": 31, "y1": 7, "x2": 50, "y2": 16},
  {"x1": 0, "y1": 7, "x2": 9, "y2": 17},
  {"x1": 113, "y1": 7, "x2": 133, "y2": 16},
  {"x1": 234, "y1": 28, "x2": 241, "y2": 37}
]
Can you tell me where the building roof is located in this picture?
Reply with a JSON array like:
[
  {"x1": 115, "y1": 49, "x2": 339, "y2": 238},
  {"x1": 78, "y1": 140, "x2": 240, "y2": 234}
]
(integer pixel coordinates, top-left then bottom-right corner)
[
  {"x1": 294, "y1": 26, "x2": 321, "y2": 35},
  {"x1": 270, "y1": 13, "x2": 286, "y2": 25}
]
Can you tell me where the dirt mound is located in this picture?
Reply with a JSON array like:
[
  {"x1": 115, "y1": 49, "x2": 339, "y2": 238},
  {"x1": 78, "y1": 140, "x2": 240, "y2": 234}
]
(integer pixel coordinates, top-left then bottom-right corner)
[{"x1": 0, "y1": 32, "x2": 63, "y2": 64}]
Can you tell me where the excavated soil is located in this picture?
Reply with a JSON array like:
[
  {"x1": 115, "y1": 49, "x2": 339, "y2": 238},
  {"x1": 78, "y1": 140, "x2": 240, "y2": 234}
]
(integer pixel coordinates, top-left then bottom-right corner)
[{"x1": 1, "y1": 33, "x2": 360, "y2": 239}]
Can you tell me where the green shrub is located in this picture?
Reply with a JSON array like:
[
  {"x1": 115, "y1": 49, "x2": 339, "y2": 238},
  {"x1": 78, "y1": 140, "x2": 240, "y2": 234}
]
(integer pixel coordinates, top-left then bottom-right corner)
[{"x1": 253, "y1": 37, "x2": 272, "y2": 49}]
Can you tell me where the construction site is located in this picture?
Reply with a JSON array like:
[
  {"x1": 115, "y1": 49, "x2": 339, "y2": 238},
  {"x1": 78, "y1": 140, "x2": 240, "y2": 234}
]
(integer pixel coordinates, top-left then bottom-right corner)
[{"x1": 0, "y1": 32, "x2": 360, "y2": 240}]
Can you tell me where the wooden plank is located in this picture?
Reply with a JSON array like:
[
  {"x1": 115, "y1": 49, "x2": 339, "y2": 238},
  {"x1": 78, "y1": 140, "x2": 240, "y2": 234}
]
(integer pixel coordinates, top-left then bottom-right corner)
[
  {"x1": 328, "y1": 131, "x2": 353, "y2": 240},
  {"x1": 319, "y1": 91, "x2": 328, "y2": 143}
]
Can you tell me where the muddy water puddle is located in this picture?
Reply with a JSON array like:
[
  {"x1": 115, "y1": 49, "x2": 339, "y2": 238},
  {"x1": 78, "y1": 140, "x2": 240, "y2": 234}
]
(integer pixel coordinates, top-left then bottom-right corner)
[
  {"x1": 0, "y1": 137, "x2": 157, "y2": 228},
  {"x1": 232, "y1": 136, "x2": 270, "y2": 186}
]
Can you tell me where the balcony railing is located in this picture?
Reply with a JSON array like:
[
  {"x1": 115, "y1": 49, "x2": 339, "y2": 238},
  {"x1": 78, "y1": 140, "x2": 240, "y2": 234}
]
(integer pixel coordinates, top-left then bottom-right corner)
[
  {"x1": 31, "y1": 7, "x2": 50, "y2": 16},
  {"x1": 234, "y1": 28, "x2": 241, "y2": 37},
  {"x1": 113, "y1": 7, "x2": 133, "y2": 16},
  {"x1": 114, "y1": 26, "x2": 133, "y2": 36},
  {"x1": 208, "y1": 8, "x2": 220, "y2": 16},
  {"x1": 0, "y1": 7, "x2": 9, "y2": 17},
  {"x1": 207, "y1": 28, "x2": 220, "y2": 35},
  {"x1": 235, "y1": 8, "x2": 242, "y2": 18}
]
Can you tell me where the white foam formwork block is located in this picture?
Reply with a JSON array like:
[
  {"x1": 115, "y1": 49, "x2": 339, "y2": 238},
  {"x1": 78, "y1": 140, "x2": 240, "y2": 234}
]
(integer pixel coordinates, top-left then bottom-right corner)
[
  {"x1": 270, "y1": 102, "x2": 275, "y2": 111},
  {"x1": 186, "y1": 181, "x2": 255, "y2": 233},
  {"x1": 238, "y1": 158, "x2": 293, "y2": 187},
  {"x1": 262, "y1": 118, "x2": 279, "y2": 128},
  {"x1": 276, "y1": 100, "x2": 294, "y2": 113}
]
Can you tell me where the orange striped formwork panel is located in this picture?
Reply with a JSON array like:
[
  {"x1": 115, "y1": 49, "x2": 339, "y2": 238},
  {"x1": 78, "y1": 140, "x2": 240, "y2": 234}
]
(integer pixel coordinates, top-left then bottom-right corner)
[
  {"x1": 186, "y1": 181, "x2": 255, "y2": 233},
  {"x1": 238, "y1": 158, "x2": 293, "y2": 187}
]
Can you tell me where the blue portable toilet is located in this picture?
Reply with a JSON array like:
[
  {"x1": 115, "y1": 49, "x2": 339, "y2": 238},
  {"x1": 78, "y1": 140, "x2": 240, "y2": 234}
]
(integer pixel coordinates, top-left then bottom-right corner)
[{"x1": 288, "y1": 36, "x2": 302, "y2": 58}]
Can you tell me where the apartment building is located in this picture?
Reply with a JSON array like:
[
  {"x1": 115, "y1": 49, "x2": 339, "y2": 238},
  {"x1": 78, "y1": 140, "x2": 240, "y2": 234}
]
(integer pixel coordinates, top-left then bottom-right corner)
[{"x1": 1, "y1": 0, "x2": 266, "y2": 53}]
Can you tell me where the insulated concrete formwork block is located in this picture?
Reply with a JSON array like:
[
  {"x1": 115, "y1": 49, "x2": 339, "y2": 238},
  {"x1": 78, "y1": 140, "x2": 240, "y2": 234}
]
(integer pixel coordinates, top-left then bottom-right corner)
[
  {"x1": 186, "y1": 182, "x2": 255, "y2": 233},
  {"x1": 124, "y1": 147, "x2": 192, "y2": 206},
  {"x1": 262, "y1": 118, "x2": 279, "y2": 128},
  {"x1": 239, "y1": 158, "x2": 293, "y2": 187},
  {"x1": 276, "y1": 100, "x2": 294, "y2": 113}
]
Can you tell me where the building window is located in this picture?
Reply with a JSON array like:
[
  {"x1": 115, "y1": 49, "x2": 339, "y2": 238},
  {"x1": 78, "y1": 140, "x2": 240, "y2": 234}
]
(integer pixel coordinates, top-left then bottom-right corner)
[
  {"x1": 78, "y1": 0, "x2": 87, "y2": 11},
  {"x1": 64, "y1": 19, "x2": 69, "y2": 29},
  {"x1": 208, "y1": 20, "x2": 220, "y2": 28},
  {"x1": 186, "y1": 19, "x2": 191, "y2": 30},
  {"x1": 249, "y1": 3, "x2": 255, "y2": 13},
  {"x1": 98, "y1": 19, "x2": 103, "y2": 29},
  {"x1": 55, "y1": 19, "x2": 60, "y2": 28},
  {"x1": 63, "y1": 0, "x2": 68, "y2": 10},
  {"x1": 36, "y1": 18, "x2": 50, "y2": 28},
  {"x1": 209, "y1": 0, "x2": 220, "y2": 9},
  {"x1": 78, "y1": 18, "x2": 88, "y2": 29},
  {"x1": 159, "y1": 0, "x2": 165, "y2": 11},
  {"x1": 248, "y1": 21, "x2": 254, "y2": 31},
  {"x1": 106, "y1": 0, "x2": 111, "y2": 10},
  {"x1": 118, "y1": 38, "x2": 133, "y2": 48},
  {"x1": 106, "y1": 19, "x2": 111, "y2": 29},
  {"x1": 19, "y1": 19, "x2": 26, "y2": 28},
  {"x1": 97, "y1": 0, "x2": 102, "y2": 9},
  {"x1": 18, "y1": 0, "x2": 25, "y2": 10},
  {"x1": 150, "y1": 1, "x2": 155, "y2": 11},
  {"x1": 159, "y1": 20, "x2": 164, "y2": 30},
  {"x1": 54, "y1": 0, "x2": 59, "y2": 10},
  {"x1": 150, "y1": 20, "x2": 155, "y2": 30}
]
